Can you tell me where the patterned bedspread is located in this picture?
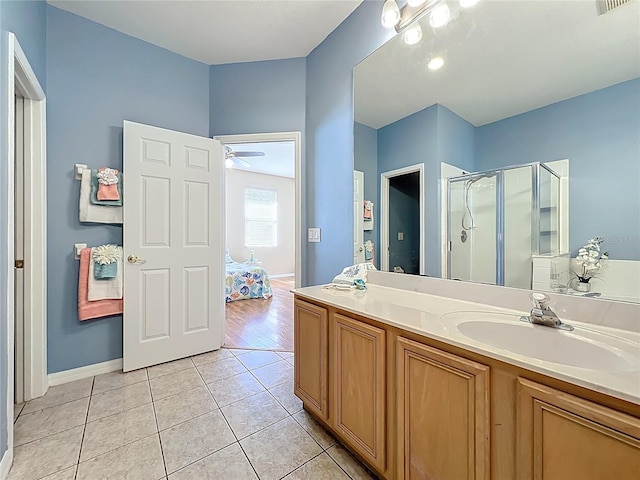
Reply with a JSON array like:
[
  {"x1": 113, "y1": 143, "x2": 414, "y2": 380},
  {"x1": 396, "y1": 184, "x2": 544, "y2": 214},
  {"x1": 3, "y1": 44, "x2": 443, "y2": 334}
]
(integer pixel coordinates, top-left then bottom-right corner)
[{"x1": 225, "y1": 262, "x2": 273, "y2": 302}]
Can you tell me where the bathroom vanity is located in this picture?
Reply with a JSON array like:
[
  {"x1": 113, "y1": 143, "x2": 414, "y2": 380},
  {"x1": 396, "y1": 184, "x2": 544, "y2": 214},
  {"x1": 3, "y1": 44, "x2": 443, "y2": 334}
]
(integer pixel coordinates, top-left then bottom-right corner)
[{"x1": 292, "y1": 275, "x2": 640, "y2": 480}]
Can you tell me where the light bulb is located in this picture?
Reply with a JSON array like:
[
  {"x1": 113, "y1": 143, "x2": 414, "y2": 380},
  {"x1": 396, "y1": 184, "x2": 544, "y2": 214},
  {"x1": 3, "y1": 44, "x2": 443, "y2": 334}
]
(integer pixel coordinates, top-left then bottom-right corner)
[
  {"x1": 225, "y1": 158, "x2": 234, "y2": 168},
  {"x1": 429, "y1": 3, "x2": 451, "y2": 28},
  {"x1": 459, "y1": 0, "x2": 481, "y2": 8},
  {"x1": 403, "y1": 24, "x2": 423, "y2": 45},
  {"x1": 408, "y1": 0, "x2": 427, "y2": 6},
  {"x1": 381, "y1": 0, "x2": 401, "y2": 28},
  {"x1": 427, "y1": 56, "x2": 445, "y2": 70}
]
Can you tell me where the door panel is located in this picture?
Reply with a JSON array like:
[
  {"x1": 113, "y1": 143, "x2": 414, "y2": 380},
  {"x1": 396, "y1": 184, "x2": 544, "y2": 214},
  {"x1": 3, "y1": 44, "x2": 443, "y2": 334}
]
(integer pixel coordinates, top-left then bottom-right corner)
[
  {"x1": 354, "y1": 170, "x2": 365, "y2": 263},
  {"x1": 123, "y1": 121, "x2": 224, "y2": 371}
]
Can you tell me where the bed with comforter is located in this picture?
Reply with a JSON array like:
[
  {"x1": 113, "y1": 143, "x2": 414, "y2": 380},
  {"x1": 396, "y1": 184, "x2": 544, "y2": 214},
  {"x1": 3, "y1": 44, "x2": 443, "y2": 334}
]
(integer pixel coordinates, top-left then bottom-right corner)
[{"x1": 225, "y1": 261, "x2": 273, "y2": 302}]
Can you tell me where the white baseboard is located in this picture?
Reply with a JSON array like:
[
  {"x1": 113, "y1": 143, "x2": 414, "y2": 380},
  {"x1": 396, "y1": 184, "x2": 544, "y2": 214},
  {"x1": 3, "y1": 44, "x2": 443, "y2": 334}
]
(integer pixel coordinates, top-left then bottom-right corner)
[
  {"x1": 0, "y1": 448, "x2": 12, "y2": 480},
  {"x1": 270, "y1": 273, "x2": 295, "y2": 279},
  {"x1": 48, "y1": 358, "x2": 123, "y2": 387}
]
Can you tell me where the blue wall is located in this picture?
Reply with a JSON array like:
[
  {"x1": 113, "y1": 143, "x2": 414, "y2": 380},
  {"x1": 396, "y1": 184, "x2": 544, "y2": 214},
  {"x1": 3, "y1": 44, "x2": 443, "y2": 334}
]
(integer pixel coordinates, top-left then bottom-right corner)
[
  {"x1": 0, "y1": 0, "x2": 47, "y2": 460},
  {"x1": 475, "y1": 78, "x2": 640, "y2": 260},
  {"x1": 354, "y1": 122, "x2": 378, "y2": 260},
  {"x1": 209, "y1": 58, "x2": 306, "y2": 137},
  {"x1": 305, "y1": 0, "x2": 392, "y2": 285},
  {"x1": 45, "y1": 6, "x2": 210, "y2": 373}
]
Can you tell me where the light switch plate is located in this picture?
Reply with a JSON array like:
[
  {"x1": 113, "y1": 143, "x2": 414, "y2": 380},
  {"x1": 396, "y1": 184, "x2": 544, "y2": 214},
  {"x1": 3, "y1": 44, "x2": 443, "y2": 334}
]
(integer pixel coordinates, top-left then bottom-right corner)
[
  {"x1": 308, "y1": 227, "x2": 321, "y2": 243},
  {"x1": 398, "y1": 232, "x2": 404, "y2": 241}
]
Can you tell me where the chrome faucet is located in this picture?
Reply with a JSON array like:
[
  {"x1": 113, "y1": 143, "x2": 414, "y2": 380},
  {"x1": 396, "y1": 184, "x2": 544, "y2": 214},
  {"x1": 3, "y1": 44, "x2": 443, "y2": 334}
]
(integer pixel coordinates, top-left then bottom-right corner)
[{"x1": 520, "y1": 292, "x2": 574, "y2": 331}]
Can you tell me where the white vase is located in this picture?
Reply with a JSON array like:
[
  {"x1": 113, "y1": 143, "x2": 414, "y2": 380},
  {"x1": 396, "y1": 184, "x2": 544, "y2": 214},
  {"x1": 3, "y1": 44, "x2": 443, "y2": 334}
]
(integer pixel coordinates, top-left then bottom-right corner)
[{"x1": 575, "y1": 281, "x2": 591, "y2": 293}]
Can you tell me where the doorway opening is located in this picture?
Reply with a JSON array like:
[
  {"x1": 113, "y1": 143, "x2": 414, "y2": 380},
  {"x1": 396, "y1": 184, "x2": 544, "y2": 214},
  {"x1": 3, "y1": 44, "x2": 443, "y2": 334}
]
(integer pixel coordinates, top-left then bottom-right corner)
[
  {"x1": 380, "y1": 164, "x2": 425, "y2": 275},
  {"x1": 215, "y1": 132, "x2": 301, "y2": 352}
]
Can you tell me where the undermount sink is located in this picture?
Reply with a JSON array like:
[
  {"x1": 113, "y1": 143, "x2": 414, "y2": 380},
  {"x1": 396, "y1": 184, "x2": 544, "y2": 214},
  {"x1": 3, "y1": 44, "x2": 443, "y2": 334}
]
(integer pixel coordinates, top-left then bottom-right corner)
[{"x1": 441, "y1": 312, "x2": 639, "y2": 372}]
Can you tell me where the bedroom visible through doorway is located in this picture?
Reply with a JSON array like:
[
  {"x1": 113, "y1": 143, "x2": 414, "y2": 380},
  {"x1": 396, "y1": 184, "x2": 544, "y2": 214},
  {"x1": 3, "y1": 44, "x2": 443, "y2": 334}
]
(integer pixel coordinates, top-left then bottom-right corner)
[{"x1": 216, "y1": 132, "x2": 301, "y2": 352}]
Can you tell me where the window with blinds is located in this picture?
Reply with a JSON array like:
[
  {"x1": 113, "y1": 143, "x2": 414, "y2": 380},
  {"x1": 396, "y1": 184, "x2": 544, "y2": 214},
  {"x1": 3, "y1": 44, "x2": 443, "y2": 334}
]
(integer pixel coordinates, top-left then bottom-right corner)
[{"x1": 245, "y1": 187, "x2": 278, "y2": 247}]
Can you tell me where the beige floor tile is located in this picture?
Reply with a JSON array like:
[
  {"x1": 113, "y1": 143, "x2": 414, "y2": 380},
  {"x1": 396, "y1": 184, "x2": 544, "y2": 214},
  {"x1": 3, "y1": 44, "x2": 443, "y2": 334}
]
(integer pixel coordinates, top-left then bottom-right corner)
[
  {"x1": 76, "y1": 434, "x2": 165, "y2": 480},
  {"x1": 250, "y1": 359, "x2": 293, "y2": 389},
  {"x1": 22, "y1": 377, "x2": 93, "y2": 414},
  {"x1": 160, "y1": 410, "x2": 236, "y2": 474},
  {"x1": 277, "y1": 351, "x2": 294, "y2": 360},
  {"x1": 87, "y1": 380, "x2": 151, "y2": 422},
  {"x1": 8, "y1": 426, "x2": 83, "y2": 480},
  {"x1": 13, "y1": 403, "x2": 24, "y2": 421},
  {"x1": 92, "y1": 367, "x2": 147, "y2": 395},
  {"x1": 285, "y1": 356, "x2": 295, "y2": 366},
  {"x1": 149, "y1": 367, "x2": 205, "y2": 401},
  {"x1": 81, "y1": 402, "x2": 158, "y2": 461},
  {"x1": 283, "y1": 452, "x2": 350, "y2": 479},
  {"x1": 207, "y1": 371, "x2": 266, "y2": 407},
  {"x1": 326, "y1": 443, "x2": 377, "y2": 480},
  {"x1": 228, "y1": 348, "x2": 254, "y2": 356},
  {"x1": 147, "y1": 358, "x2": 194, "y2": 379},
  {"x1": 40, "y1": 466, "x2": 77, "y2": 480},
  {"x1": 240, "y1": 416, "x2": 323, "y2": 480},
  {"x1": 293, "y1": 410, "x2": 336, "y2": 449},
  {"x1": 154, "y1": 385, "x2": 218, "y2": 431},
  {"x1": 237, "y1": 350, "x2": 282, "y2": 370},
  {"x1": 168, "y1": 442, "x2": 257, "y2": 480},
  {"x1": 269, "y1": 381, "x2": 303, "y2": 414},
  {"x1": 14, "y1": 397, "x2": 89, "y2": 446},
  {"x1": 221, "y1": 391, "x2": 289, "y2": 439},
  {"x1": 196, "y1": 356, "x2": 247, "y2": 384},
  {"x1": 190, "y1": 348, "x2": 234, "y2": 366}
]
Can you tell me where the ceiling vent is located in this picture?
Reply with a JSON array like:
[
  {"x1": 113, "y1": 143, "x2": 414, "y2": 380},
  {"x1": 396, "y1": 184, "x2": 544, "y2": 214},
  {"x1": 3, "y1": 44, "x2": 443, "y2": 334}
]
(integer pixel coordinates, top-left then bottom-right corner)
[{"x1": 596, "y1": 0, "x2": 632, "y2": 15}]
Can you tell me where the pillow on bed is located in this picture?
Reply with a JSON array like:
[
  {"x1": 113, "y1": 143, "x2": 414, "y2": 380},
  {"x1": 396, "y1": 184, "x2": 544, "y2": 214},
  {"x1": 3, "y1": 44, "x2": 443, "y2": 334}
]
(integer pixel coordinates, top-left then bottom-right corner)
[{"x1": 225, "y1": 249, "x2": 234, "y2": 263}]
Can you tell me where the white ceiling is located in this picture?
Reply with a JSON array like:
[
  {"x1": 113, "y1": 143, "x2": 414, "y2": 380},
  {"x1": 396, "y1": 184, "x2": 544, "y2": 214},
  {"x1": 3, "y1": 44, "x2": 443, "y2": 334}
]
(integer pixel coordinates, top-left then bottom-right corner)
[
  {"x1": 225, "y1": 141, "x2": 296, "y2": 178},
  {"x1": 48, "y1": 0, "x2": 362, "y2": 65},
  {"x1": 355, "y1": 0, "x2": 640, "y2": 128}
]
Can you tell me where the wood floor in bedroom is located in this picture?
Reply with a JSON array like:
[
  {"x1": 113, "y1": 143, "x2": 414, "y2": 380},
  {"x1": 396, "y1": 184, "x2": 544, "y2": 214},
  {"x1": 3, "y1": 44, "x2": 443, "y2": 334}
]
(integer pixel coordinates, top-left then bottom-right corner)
[{"x1": 224, "y1": 276, "x2": 295, "y2": 352}]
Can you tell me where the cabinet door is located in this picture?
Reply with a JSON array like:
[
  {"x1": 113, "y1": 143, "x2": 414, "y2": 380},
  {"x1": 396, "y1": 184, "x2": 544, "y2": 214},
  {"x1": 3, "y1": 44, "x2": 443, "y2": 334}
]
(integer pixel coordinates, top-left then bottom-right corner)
[
  {"x1": 517, "y1": 378, "x2": 640, "y2": 480},
  {"x1": 397, "y1": 336, "x2": 490, "y2": 480},
  {"x1": 294, "y1": 299, "x2": 328, "y2": 420},
  {"x1": 332, "y1": 313, "x2": 386, "y2": 472}
]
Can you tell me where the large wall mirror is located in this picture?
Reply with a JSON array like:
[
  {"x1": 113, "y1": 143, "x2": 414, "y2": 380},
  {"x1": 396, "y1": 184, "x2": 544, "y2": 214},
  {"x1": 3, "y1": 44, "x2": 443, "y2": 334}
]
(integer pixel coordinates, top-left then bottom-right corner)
[{"x1": 354, "y1": 0, "x2": 639, "y2": 303}]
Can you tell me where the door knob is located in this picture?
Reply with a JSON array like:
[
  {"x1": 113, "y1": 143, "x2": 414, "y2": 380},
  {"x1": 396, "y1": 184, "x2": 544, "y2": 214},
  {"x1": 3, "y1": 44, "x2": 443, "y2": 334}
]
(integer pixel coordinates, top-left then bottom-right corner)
[
  {"x1": 358, "y1": 247, "x2": 364, "y2": 252},
  {"x1": 127, "y1": 254, "x2": 145, "y2": 264}
]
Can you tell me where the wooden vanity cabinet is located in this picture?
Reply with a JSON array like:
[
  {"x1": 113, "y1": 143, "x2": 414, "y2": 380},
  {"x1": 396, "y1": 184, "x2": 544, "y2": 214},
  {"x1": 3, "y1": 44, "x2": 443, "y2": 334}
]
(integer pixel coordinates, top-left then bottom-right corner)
[
  {"x1": 331, "y1": 312, "x2": 387, "y2": 472},
  {"x1": 517, "y1": 378, "x2": 640, "y2": 480},
  {"x1": 293, "y1": 299, "x2": 329, "y2": 420},
  {"x1": 396, "y1": 336, "x2": 491, "y2": 480}
]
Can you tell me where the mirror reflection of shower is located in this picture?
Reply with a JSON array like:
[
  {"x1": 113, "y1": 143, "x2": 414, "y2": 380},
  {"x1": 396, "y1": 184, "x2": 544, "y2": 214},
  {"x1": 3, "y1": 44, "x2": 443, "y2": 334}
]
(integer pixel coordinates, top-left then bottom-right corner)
[{"x1": 447, "y1": 162, "x2": 562, "y2": 289}]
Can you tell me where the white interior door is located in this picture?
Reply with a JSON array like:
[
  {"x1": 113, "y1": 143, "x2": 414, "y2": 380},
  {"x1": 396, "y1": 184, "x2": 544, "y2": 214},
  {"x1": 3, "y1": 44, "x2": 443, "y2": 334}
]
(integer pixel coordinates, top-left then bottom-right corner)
[
  {"x1": 14, "y1": 95, "x2": 24, "y2": 404},
  {"x1": 354, "y1": 170, "x2": 365, "y2": 263},
  {"x1": 123, "y1": 121, "x2": 225, "y2": 371}
]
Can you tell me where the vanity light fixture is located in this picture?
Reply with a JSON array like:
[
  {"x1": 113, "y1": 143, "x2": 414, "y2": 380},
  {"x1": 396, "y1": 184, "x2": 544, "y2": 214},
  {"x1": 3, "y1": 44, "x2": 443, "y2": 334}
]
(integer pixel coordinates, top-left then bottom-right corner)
[
  {"x1": 403, "y1": 23, "x2": 423, "y2": 45},
  {"x1": 429, "y1": 3, "x2": 451, "y2": 28},
  {"x1": 381, "y1": 0, "x2": 401, "y2": 28},
  {"x1": 225, "y1": 158, "x2": 235, "y2": 168},
  {"x1": 427, "y1": 56, "x2": 445, "y2": 70}
]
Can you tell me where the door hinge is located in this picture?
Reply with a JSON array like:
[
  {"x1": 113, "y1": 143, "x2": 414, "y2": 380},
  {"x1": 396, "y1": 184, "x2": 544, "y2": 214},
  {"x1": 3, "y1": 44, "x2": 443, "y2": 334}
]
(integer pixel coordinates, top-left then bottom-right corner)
[{"x1": 15, "y1": 259, "x2": 24, "y2": 269}]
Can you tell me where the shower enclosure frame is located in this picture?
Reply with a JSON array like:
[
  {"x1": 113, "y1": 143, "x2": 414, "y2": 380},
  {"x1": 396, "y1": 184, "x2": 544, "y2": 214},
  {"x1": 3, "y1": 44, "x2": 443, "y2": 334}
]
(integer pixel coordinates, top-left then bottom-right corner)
[{"x1": 446, "y1": 162, "x2": 561, "y2": 286}]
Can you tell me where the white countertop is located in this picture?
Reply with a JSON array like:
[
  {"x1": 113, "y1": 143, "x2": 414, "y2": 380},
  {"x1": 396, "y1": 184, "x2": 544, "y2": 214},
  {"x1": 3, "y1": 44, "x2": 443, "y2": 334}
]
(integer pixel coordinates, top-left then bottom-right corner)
[{"x1": 293, "y1": 284, "x2": 640, "y2": 405}]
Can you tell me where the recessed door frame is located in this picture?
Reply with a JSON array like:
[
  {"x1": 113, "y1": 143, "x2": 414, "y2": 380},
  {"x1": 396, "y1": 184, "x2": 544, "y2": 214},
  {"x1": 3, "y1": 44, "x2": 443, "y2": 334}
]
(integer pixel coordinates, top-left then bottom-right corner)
[
  {"x1": 2, "y1": 32, "x2": 48, "y2": 477},
  {"x1": 380, "y1": 164, "x2": 425, "y2": 275},
  {"x1": 214, "y1": 131, "x2": 303, "y2": 289}
]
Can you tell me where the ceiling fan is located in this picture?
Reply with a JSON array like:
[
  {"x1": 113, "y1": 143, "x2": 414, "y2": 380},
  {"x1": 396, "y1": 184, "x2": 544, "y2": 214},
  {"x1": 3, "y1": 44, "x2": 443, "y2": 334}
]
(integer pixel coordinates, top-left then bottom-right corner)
[{"x1": 224, "y1": 146, "x2": 265, "y2": 168}]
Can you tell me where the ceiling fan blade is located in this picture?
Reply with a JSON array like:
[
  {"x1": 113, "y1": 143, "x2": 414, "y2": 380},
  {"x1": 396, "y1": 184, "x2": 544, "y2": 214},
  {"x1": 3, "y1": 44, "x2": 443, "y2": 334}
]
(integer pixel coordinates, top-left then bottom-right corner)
[
  {"x1": 234, "y1": 157, "x2": 252, "y2": 168},
  {"x1": 232, "y1": 151, "x2": 265, "y2": 157}
]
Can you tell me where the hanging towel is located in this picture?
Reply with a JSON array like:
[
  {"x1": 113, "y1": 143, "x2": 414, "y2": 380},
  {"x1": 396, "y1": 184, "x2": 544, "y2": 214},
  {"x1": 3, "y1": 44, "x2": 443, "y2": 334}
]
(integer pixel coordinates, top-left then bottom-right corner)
[
  {"x1": 97, "y1": 167, "x2": 120, "y2": 201},
  {"x1": 364, "y1": 201, "x2": 374, "y2": 219},
  {"x1": 78, "y1": 248, "x2": 122, "y2": 321},
  {"x1": 364, "y1": 240, "x2": 375, "y2": 265},
  {"x1": 92, "y1": 244, "x2": 120, "y2": 279},
  {"x1": 90, "y1": 171, "x2": 123, "y2": 206},
  {"x1": 79, "y1": 169, "x2": 123, "y2": 224},
  {"x1": 88, "y1": 246, "x2": 123, "y2": 301}
]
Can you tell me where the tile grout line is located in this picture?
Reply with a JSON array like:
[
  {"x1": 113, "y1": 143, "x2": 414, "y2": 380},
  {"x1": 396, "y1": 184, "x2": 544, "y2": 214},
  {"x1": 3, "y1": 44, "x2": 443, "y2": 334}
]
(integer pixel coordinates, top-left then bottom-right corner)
[
  {"x1": 277, "y1": 451, "x2": 326, "y2": 480},
  {"x1": 73, "y1": 375, "x2": 95, "y2": 480},
  {"x1": 151, "y1": 388, "x2": 169, "y2": 479}
]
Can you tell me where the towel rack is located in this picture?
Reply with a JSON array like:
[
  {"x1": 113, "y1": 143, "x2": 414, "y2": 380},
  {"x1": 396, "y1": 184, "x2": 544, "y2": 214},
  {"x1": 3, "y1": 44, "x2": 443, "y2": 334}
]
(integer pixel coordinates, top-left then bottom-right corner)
[
  {"x1": 74, "y1": 243, "x2": 87, "y2": 259},
  {"x1": 74, "y1": 164, "x2": 88, "y2": 180}
]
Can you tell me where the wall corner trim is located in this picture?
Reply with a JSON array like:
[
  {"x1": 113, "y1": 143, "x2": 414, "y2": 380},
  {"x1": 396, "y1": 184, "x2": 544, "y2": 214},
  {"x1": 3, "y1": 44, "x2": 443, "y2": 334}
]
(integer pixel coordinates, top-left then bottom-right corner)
[
  {"x1": 0, "y1": 447, "x2": 13, "y2": 480},
  {"x1": 48, "y1": 358, "x2": 123, "y2": 387}
]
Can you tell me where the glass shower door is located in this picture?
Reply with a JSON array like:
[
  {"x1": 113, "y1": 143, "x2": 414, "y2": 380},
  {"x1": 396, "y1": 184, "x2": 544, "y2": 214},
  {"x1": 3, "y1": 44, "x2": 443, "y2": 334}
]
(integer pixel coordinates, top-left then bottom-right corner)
[{"x1": 448, "y1": 174, "x2": 498, "y2": 284}]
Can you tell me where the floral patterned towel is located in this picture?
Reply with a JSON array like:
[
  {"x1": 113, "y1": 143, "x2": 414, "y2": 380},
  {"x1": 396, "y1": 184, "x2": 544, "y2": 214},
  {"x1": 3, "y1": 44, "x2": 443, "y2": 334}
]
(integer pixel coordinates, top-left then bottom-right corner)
[{"x1": 225, "y1": 262, "x2": 273, "y2": 302}]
